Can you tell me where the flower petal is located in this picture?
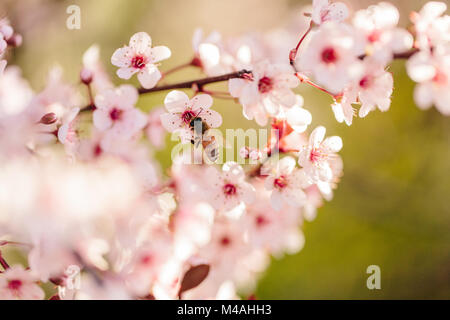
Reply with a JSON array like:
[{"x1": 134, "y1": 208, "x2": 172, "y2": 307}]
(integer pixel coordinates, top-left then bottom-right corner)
[{"x1": 164, "y1": 90, "x2": 190, "y2": 112}]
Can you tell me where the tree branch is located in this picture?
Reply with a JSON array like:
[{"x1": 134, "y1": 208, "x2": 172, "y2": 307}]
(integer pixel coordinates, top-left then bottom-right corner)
[
  {"x1": 138, "y1": 69, "x2": 252, "y2": 94},
  {"x1": 80, "y1": 69, "x2": 252, "y2": 112}
]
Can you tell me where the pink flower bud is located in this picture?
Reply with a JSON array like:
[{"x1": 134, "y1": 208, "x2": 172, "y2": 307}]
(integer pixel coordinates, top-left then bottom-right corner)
[
  {"x1": 80, "y1": 68, "x2": 93, "y2": 85},
  {"x1": 39, "y1": 112, "x2": 57, "y2": 125}
]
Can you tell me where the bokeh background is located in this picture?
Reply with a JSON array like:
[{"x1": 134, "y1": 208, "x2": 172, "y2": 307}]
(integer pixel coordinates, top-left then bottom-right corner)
[{"x1": 1, "y1": 0, "x2": 449, "y2": 299}]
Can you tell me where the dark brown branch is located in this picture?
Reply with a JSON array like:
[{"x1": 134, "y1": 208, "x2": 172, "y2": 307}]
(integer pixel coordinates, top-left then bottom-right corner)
[
  {"x1": 80, "y1": 69, "x2": 252, "y2": 112},
  {"x1": 138, "y1": 69, "x2": 252, "y2": 94},
  {"x1": 359, "y1": 48, "x2": 419, "y2": 60}
]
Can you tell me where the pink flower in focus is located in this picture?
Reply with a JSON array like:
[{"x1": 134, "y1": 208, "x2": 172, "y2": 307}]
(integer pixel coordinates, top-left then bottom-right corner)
[
  {"x1": 229, "y1": 61, "x2": 299, "y2": 126},
  {"x1": 93, "y1": 85, "x2": 147, "y2": 139},
  {"x1": 298, "y1": 126, "x2": 343, "y2": 182},
  {"x1": 312, "y1": 0, "x2": 349, "y2": 25},
  {"x1": 263, "y1": 156, "x2": 309, "y2": 210},
  {"x1": 0, "y1": 265, "x2": 45, "y2": 300},
  {"x1": 160, "y1": 90, "x2": 222, "y2": 143},
  {"x1": 297, "y1": 22, "x2": 365, "y2": 94},
  {"x1": 111, "y1": 32, "x2": 171, "y2": 89},
  {"x1": 207, "y1": 162, "x2": 255, "y2": 212}
]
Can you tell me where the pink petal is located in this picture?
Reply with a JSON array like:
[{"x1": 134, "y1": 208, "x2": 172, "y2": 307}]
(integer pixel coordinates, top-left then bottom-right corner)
[
  {"x1": 117, "y1": 67, "x2": 138, "y2": 80},
  {"x1": 138, "y1": 66, "x2": 161, "y2": 89},
  {"x1": 191, "y1": 94, "x2": 213, "y2": 111},
  {"x1": 93, "y1": 109, "x2": 113, "y2": 131},
  {"x1": 111, "y1": 47, "x2": 133, "y2": 68},
  {"x1": 160, "y1": 112, "x2": 184, "y2": 132},
  {"x1": 150, "y1": 46, "x2": 171, "y2": 63},
  {"x1": 129, "y1": 32, "x2": 152, "y2": 54},
  {"x1": 200, "y1": 109, "x2": 222, "y2": 128},
  {"x1": 164, "y1": 90, "x2": 190, "y2": 112}
]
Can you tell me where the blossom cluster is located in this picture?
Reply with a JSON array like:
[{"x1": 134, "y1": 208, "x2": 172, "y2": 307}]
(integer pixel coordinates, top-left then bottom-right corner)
[{"x1": 0, "y1": 1, "x2": 448, "y2": 300}]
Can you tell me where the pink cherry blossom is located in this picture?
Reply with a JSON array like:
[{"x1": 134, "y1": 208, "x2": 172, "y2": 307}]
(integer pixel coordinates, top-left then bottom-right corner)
[
  {"x1": 58, "y1": 107, "x2": 80, "y2": 146},
  {"x1": 160, "y1": 90, "x2": 222, "y2": 143},
  {"x1": 207, "y1": 162, "x2": 255, "y2": 212},
  {"x1": 297, "y1": 22, "x2": 365, "y2": 94},
  {"x1": 411, "y1": 1, "x2": 449, "y2": 51},
  {"x1": 263, "y1": 156, "x2": 309, "y2": 210},
  {"x1": 111, "y1": 32, "x2": 171, "y2": 89},
  {"x1": 298, "y1": 126, "x2": 343, "y2": 182},
  {"x1": 332, "y1": 57, "x2": 394, "y2": 124},
  {"x1": 83, "y1": 45, "x2": 113, "y2": 92},
  {"x1": 353, "y1": 2, "x2": 413, "y2": 64},
  {"x1": 146, "y1": 107, "x2": 167, "y2": 149},
  {"x1": 229, "y1": 61, "x2": 299, "y2": 126},
  {"x1": 0, "y1": 265, "x2": 45, "y2": 300},
  {"x1": 407, "y1": 47, "x2": 450, "y2": 115},
  {"x1": 93, "y1": 85, "x2": 147, "y2": 139},
  {"x1": 312, "y1": 0, "x2": 349, "y2": 25},
  {"x1": 277, "y1": 94, "x2": 312, "y2": 133}
]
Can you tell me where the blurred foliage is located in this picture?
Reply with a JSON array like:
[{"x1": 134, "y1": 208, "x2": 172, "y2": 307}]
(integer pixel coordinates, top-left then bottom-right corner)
[{"x1": 1, "y1": 0, "x2": 448, "y2": 299}]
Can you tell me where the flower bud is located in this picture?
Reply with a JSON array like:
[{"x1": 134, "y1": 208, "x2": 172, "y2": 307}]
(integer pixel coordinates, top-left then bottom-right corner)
[
  {"x1": 39, "y1": 112, "x2": 57, "y2": 125},
  {"x1": 80, "y1": 68, "x2": 93, "y2": 85}
]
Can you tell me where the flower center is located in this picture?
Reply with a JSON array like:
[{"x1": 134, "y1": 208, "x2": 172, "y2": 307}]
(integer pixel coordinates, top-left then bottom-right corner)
[
  {"x1": 321, "y1": 47, "x2": 338, "y2": 64},
  {"x1": 309, "y1": 147, "x2": 324, "y2": 163},
  {"x1": 255, "y1": 215, "x2": 268, "y2": 227},
  {"x1": 109, "y1": 107, "x2": 123, "y2": 121},
  {"x1": 8, "y1": 279, "x2": 22, "y2": 291},
  {"x1": 273, "y1": 176, "x2": 288, "y2": 189},
  {"x1": 131, "y1": 55, "x2": 146, "y2": 69},
  {"x1": 220, "y1": 236, "x2": 231, "y2": 247},
  {"x1": 433, "y1": 70, "x2": 447, "y2": 86},
  {"x1": 181, "y1": 110, "x2": 196, "y2": 124},
  {"x1": 368, "y1": 30, "x2": 382, "y2": 43},
  {"x1": 223, "y1": 183, "x2": 237, "y2": 196},
  {"x1": 140, "y1": 254, "x2": 153, "y2": 265},
  {"x1": 359, "y1": 76, "x2": 372, "y2": 89},
  {"x1": 258, "y1": 76, "x2": 273, "y2": 93},
  {"x1": 94, "y1": 144, "x2": 103, "y2": 157}
]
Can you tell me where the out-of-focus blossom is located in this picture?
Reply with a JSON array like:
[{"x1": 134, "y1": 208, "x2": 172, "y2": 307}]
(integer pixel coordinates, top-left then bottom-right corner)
[
  {"x1": 93, "y1": 85, "x2": 147, "y2": 139},
  {"x1": 411, "y1": 1, "x2": 450, "y2": 51},
  {"x1": 83, "y1": 45, "x2": 113, "y2": 91},
  {"x1": 111, "y1": 32, "x2": 171, "y2": 89},
  {"x1": 160, "y1": 90, "x2": 222, "y2": 143},
  {"x1": 276, "y1": 95, "x2": 312, "y2": 133},
  {"x1": 0, "y1": 66, "x2": 33, "y2": 118},
  {"x1": 298, "y1": 126, "x2": 343, "y2": 182},
  {"x1": 407, "y1": 47, "x2": 450, "y2": 115},
  {"x1": 297, "y1": 22, "x2": 365, "y2": 94},
  {"x1": 146, "y1": 107, "x2": 167, "y2": 149},
  {"x1": 229, "y1": 61, "x2": 299, "y2": 126},
  {"x1": 0, "y1": 265, "x2": 45, "y2": 300},
  {"x1": 353, "y1": 2, "x2": 413, "y2": 63},
  {"x1": 312, "y1": 0, "x2": 349, "y2": 25}
]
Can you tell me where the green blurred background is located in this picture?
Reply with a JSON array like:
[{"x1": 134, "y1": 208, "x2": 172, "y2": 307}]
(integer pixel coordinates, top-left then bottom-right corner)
[{"x1": 1, "y1": 0, "x2": 449, "y2": 299}]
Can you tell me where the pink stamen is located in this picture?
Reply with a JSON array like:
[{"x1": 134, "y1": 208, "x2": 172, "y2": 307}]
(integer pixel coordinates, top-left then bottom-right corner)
[
  {"x1": 321, "y1": 47, "x2": 338, "y2": 64},
  {"x1": 8, "y1": 279, "x2": 22, "y2": 291},
  {"x1": 223, "y1": 183, "x2": 237, "y2": 196},
  {"x1": 131, "y1": 55, "x2": 146, "y2": 69},
  {"x1": 273, "y1": 176, "x2": 288, "y2": 189},
  {"x1": 258, "y1": 76, "x2": 273, "y2": 93}
]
